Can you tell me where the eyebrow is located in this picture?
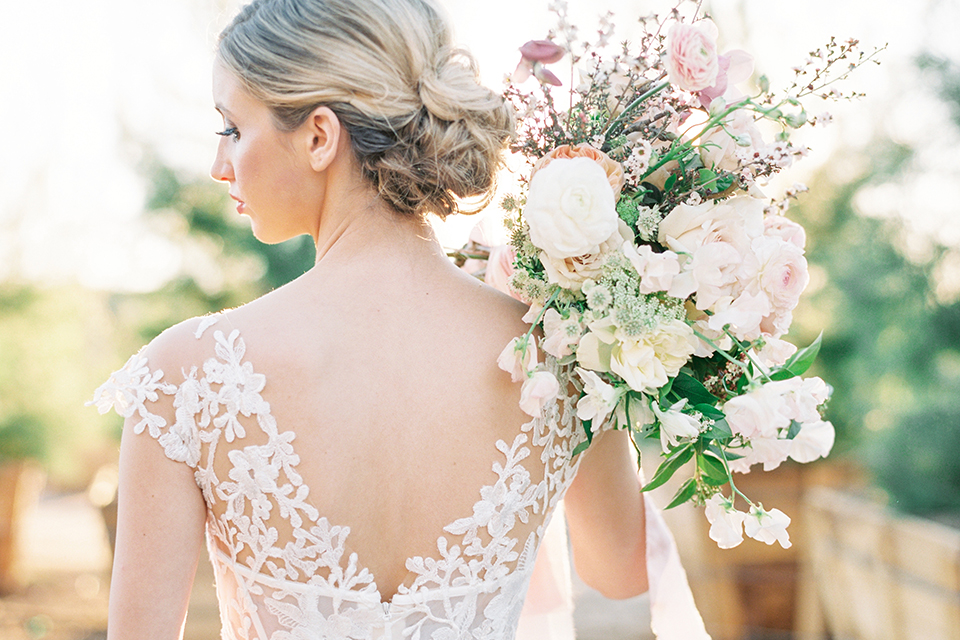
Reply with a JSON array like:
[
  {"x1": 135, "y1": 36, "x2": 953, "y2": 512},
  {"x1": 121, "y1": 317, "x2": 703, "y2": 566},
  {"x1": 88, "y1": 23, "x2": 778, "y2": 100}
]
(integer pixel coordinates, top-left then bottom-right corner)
[{"x1": 214, "y1": 104, "x2": 234, "y2": 117}]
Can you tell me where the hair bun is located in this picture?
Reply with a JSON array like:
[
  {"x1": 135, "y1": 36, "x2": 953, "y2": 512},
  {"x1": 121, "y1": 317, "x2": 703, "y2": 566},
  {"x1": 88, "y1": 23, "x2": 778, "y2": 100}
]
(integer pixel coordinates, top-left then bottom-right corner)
[{"x1": 218, "y1": 0, "x2": 515, "y2": 219}]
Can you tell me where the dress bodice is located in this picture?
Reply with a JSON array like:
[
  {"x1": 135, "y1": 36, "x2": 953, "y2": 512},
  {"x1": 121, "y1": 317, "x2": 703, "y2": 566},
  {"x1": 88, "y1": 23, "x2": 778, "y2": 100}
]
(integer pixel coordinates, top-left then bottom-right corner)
[{"x1": 91, "y1": 314, "x2": 589, "y2": 640}]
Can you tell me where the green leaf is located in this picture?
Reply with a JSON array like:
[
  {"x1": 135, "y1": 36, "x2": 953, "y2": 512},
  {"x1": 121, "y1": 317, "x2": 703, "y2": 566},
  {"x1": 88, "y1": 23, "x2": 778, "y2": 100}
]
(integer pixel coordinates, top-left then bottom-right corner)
[
  {"x1": 707, "y1": 442, "x2": 742, "y2": 460},
  {"x1": 698, "y1": 168, "x2": 717, "y2": 185},
  {"x1": 759, "y1": 75, "x2": 770, "y2": 93},
  {"x1": 694, "y1": 403, "x2": 725, "y2": 420},
  {"x1": 672, "y1": 371, "x2": 721, "y2": 406},
  {"x1": 642, "y1": 444, "x2": 694, "y2": 492},
  {"x1": 572, "y1": 439, "x2": 591, "y2": 457},
  {"x1": 770, "y1": 332, "x2": 822, "y2": 380},
  {"x1": 786, "y1": 420, "x2": 802, "y2": 439},
  {"x1": 665, "y1": 478, "x2": 697, "y2": 509},
  {"x1": 698, "y1": 453, "x2": 729, "y2": 483},
  {"x1": 663, "y1": 174, "x2": 678, "y2": 192},
  {"x1": 701, "y1": 418, "x2": 733, "y2": 440}
]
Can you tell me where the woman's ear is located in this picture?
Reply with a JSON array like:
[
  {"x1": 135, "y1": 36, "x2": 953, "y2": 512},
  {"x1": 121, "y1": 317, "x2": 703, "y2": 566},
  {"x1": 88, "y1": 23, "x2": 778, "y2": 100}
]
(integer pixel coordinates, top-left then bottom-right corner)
[{"x1": 303, "y1": 106, "x2": 344, "y2": 173}]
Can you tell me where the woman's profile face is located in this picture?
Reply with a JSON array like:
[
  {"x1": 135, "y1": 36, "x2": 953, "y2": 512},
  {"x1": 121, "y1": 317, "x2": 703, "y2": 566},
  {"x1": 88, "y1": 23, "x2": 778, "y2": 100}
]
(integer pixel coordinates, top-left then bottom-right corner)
[{"x1": 210, "y1": 61, "x2": 321, "y2": 244}]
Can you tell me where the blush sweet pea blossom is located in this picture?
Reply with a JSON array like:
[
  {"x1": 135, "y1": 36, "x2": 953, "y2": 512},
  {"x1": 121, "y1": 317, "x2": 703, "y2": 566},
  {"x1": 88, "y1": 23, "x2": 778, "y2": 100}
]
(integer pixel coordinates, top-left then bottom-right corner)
[
  {"x1": 497, "y1": 337, "x2": 538, "y2": 383},
  {"x1": 744, "y1": 505, "x2": 792, "y2": 549},
  {"x1": 705, "y1": 494, "x2": 746, "y2": 549},
  {"x1": 519, "y1": 370, "x2": 561, "y2": 418}
]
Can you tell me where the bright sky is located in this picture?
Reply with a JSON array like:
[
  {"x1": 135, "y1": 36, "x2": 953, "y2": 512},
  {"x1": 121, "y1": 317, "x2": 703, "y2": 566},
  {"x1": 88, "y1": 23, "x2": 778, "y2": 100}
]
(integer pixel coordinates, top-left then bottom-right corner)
[{"x1": 1, "y1": 0, "x2": 957, "y2": 290}]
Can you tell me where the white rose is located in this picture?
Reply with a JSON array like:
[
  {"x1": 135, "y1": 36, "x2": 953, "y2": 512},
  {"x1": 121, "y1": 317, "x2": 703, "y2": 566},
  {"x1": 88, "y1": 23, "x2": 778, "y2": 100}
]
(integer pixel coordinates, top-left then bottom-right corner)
[
  {"x1": 706, "y1": 290, "x2": 771, "y2": 342},
  {"x1": 752, "y1": 235, "x2": 809, "y2": 311},
  {"x1": 524, "y1": 157, "x2": 619, "y2": 259},
  {"x1": 764, "y1": 214, "x2": 806, "y2": 249},
  {"x1": 609, "y1": 320, "x2": 697, "y2": 393}
]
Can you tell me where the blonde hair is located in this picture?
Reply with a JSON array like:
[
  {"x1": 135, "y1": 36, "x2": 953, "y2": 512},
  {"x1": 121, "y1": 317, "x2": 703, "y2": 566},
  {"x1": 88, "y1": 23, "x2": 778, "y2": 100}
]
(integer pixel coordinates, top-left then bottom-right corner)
[{"x1": 218, "y1": 0, "x2": 514, "y2": 219}]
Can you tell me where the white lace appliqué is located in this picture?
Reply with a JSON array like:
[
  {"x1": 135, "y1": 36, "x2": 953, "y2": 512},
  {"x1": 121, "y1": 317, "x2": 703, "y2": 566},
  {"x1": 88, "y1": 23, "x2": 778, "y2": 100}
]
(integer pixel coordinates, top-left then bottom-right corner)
[{"x1": 91, "y1": 318, "x2": 587, "y2": 640}]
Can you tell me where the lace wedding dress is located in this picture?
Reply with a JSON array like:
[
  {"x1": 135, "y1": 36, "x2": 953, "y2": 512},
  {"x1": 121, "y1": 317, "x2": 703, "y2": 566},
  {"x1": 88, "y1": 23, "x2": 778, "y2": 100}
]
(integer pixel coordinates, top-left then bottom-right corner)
[{"x1": 92, "y1": 314, "x2": 593, "y2": 640}]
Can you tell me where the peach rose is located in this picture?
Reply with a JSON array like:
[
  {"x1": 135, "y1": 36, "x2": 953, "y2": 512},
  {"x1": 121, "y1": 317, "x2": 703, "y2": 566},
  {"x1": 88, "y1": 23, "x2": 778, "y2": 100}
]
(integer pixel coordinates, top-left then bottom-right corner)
[{"x1": 532, "y1": 144, "x2": 626, "y2": 200}]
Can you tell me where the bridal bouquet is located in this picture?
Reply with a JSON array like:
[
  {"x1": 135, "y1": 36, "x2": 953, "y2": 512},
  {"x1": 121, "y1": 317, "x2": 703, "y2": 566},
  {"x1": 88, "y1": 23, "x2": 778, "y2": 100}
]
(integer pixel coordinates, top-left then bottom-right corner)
[{"x1": 476, "y1": 2, "x2": 880, "y2": 549}]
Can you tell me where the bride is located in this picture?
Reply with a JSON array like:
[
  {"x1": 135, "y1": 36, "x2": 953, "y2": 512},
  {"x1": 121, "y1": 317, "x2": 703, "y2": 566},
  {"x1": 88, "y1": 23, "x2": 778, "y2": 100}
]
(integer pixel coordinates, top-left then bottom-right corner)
[{"x1": 92, "y1": 0, "x2": 651, "y2": 637}]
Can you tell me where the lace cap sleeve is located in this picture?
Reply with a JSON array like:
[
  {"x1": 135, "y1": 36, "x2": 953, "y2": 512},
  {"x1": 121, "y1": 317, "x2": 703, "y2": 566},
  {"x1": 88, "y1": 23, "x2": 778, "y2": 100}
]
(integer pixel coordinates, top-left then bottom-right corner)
[{"x1": 88, "y1": 314, "x2": 222, "y2": 468}]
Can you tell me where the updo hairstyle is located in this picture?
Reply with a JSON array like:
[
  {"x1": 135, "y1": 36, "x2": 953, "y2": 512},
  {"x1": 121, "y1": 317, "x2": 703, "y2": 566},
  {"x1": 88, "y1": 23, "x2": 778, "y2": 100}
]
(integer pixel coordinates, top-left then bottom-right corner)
[{"x1": 218, "y1": 0, "x2": 515, "y2": 219}]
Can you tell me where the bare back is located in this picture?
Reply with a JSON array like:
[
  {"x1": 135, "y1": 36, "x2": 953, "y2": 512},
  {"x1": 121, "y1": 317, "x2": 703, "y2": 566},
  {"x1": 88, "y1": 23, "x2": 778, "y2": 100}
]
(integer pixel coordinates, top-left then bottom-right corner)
[{"x1": 183, "y1": 231, "x2": 534, "y2": 600}]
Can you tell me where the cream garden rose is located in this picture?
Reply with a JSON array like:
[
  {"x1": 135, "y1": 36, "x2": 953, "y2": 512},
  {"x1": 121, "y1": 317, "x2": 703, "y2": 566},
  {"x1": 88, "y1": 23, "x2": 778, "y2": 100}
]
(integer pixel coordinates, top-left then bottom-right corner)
[{"x1": 524, "y1": 157, "x2": 619, "y2": 259}]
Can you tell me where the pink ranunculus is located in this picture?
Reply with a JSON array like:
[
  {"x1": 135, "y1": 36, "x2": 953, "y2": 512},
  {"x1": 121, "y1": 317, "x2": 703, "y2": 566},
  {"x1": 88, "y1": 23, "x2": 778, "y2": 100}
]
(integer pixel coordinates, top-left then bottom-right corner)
[
  {"x1": 513, "y1": 40, "x2": 565, "y2": 86},
  {"x1": 664, "y1": 20, "x2": 720, "y2": 93}
]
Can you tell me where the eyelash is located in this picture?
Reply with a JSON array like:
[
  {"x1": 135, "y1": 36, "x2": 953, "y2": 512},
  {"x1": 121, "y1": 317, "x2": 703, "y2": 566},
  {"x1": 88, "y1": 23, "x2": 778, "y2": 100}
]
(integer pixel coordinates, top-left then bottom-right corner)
[{"x1": 216, "y1": 127, "x2": 240, "y2": 141}]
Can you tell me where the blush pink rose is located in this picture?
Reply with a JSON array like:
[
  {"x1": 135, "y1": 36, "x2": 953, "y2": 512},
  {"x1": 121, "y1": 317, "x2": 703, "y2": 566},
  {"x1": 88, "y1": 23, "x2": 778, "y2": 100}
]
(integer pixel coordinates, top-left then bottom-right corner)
[
  {"x1": 753, "y1": 236, "x2": 809, "y2": 311},
  {"x1": 664, "y1": 20, "x2": 720, "y2": 93},
  {"x1": 764, "y1": 215, "x2": 807, "y2": 249}
]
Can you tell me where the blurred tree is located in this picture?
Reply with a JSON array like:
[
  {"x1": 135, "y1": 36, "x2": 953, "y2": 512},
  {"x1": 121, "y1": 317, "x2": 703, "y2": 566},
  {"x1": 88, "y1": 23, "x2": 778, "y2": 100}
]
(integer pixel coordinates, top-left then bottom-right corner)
[
  {"x1": 114, "y1": 163, "x2": 316, "y2": 345},
  {"x1": 789, "y1": 57, "x2": 960, "y2": 516}
]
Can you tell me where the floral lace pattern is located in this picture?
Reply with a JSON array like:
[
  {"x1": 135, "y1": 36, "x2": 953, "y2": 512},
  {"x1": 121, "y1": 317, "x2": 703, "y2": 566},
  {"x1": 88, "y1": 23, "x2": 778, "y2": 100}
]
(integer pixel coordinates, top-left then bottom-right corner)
[{"x1": 91, "y1": 316, "x2": 587, "y2": 640}]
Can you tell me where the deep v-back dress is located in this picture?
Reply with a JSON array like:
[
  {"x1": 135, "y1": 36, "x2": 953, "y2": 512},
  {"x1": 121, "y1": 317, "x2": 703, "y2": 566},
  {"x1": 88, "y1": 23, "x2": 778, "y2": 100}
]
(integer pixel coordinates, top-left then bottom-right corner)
[{"x1": 92, "y1": 313, "x2": 591, "y2": 640}]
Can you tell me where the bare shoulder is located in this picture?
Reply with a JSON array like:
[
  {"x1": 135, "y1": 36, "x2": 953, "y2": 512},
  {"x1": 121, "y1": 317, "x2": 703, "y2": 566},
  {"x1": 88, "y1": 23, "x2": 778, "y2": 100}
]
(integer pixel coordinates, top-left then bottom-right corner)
[
  {"x1": 139, "y1": 315, "x2": 221, "y2": 377},
  {"x1": 448, "y1": 270, "x2": 532, "y2": 348}
]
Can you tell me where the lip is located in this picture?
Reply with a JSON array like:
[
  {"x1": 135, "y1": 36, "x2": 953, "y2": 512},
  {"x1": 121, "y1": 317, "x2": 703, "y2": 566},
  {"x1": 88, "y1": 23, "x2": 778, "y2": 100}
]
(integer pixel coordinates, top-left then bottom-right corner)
[{"x1": 229, "y1": 193, "x2": 246, "y2": 214}]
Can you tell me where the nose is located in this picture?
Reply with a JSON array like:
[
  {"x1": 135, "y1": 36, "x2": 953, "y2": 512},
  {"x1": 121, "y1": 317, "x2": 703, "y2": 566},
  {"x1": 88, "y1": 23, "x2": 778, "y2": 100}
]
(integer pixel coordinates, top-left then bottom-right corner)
[{"x1": 210, "y1": 140, "x2": 234, "y2": 183}]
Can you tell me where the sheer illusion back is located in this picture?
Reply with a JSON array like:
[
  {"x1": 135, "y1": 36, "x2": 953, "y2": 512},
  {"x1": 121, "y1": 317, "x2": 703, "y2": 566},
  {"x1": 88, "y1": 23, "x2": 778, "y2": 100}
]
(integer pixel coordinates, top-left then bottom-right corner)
[{"x1": 92, "y1": 312, "x2": 591, "y2": 640}]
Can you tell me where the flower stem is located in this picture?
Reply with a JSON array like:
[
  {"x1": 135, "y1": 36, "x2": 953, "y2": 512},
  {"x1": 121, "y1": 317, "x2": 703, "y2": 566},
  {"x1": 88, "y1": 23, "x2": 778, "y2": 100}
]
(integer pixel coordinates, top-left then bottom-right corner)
[
  {"x1": 602, "y1": 79, "x2": 671, "y2": 138},
  {"x1": 691, "y1": 328, "x2": 751, "y2": 374}
]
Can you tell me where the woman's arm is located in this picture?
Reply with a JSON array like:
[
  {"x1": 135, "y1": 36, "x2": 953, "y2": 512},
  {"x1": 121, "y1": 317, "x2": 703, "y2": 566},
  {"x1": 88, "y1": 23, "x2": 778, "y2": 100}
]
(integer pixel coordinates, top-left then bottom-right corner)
[
  {"x1": 562, "y1": 427, "x2": 648, "y2": 599},
  {"x1": 108, "y1": 411, "x2": 207, "y2": 640}
]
